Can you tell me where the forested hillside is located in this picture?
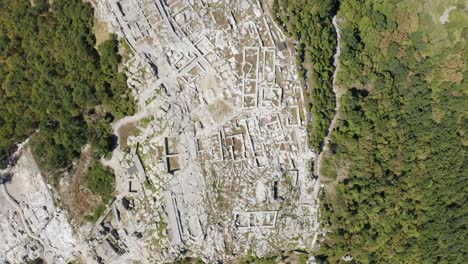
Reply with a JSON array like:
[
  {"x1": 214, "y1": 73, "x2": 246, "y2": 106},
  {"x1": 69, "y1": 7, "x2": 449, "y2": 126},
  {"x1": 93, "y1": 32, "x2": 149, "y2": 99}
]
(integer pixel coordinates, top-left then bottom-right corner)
[
  {"x1": 274, "y1": 0, "x2": 338, "y2": 151},
  {"x1": 317, "y1": 0, "x2": 467, "y2": 262},
  {"x1": 276, "y1": 0, "x2": 466, "y2": 262},
  {"x1": 0, "y1": 0, "x2": 134, "y2": 170}
]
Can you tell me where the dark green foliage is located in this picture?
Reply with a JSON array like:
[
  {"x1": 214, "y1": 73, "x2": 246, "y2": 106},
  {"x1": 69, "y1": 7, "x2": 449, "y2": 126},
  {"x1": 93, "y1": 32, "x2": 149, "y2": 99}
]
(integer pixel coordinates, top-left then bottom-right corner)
[
  {"x1": 172, "y1": 257, "x2": 205, "y2": 264},
  {"x1": 239, "y1": 255, "x2": 275, "y2": 264},
  {"x1": 91, "y1": 203, "x2": 107, "y2": 222},
  {"x1": 84, "y1": 161, "x2": 115, "y2": 203},
  {"x1": 27, "y1": 258, "x2": 44, "y2": 264},
  {"x1": 240, "y1": 251, "x2": 308, "y2": 264},
  {"x1": 317, "y1": 0, "x2": 467, "y2": 262},
  {"x1": 83, "y1": 161, "x2": 114, "y2": 221},
  {"x1": 0, "y1": 0, "x2": 134, "y2": 170},
  {"x1": 274, "y1": 0, "x2": 338, "y2": 151}
]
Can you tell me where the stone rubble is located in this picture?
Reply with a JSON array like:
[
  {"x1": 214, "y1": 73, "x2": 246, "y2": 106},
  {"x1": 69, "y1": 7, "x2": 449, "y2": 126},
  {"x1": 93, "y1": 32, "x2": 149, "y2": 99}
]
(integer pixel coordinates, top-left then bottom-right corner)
[
  {"x1": 93, "y1": 0, "x2": 322, "y2": 262},
  {"x1": 0, "y1": 0, "x2": 323, "y2": 263},
  {"x1": 0, "y1": 148, "x2": 92, "y2": 263}
]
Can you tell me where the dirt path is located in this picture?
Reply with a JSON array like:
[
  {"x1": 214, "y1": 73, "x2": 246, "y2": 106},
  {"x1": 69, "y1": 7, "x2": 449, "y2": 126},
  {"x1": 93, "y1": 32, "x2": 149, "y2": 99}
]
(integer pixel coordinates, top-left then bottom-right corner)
[
  {"x1": 439, "y1": 6, "x2": 457, "y2": 24},
  {"x1": 103, "y1": 109, "x2": 149, "y2": 167},
  {"x1": 1, "y1": 184, "x2": 47, "y2": 249},
  {"x1": 112, "y1": 109, "x2": 149, "y2": 136},
  {"x1": 314, "y1": 16, "x2": 343, "y2": 178}
]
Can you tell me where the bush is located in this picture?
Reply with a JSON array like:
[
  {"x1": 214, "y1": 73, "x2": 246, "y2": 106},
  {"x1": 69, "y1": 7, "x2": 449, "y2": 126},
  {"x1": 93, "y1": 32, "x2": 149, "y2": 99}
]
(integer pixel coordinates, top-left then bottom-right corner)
[{"x1": 84, "y1": 161, "x2": 115, "y2": 203}]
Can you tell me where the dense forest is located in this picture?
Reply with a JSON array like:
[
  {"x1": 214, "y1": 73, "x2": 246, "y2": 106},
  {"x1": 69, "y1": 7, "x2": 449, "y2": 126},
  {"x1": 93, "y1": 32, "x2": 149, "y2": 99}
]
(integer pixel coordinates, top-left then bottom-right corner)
[
  {"x1": 0, "y1": 0, "x2": 134, "y2": 171},
  {"x1": 277, "y1": 0, "x2": 466, "y2": 262},
  {"x1": 274, "y1": 0, "x2": 338, "y2": 151}
]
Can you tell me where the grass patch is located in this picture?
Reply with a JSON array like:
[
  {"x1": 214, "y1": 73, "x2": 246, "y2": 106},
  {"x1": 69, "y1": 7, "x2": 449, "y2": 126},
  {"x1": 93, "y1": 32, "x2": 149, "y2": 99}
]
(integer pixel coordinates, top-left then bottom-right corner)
[
  {"x1": 85, "y1": 203, "x2": 107, "y2": 222},
  {"x1": 118, "y1": 121, "x2": 140, "y2": 148},
  {"x1": 139, "y1": 116, "x2": 153, "y2": 127},
  {"x1": 84, "y1": 161, "x2": 115, "y2": 202},
  {"x1": 119, "y1": 38, "x2": 133, "y2": 62},
  {"x1": 157, "y1": 221, "x2": 167, "y2": 238},
  {"x1": 320, "y1": 154, "x2": 338, "y2": 181},
  {"x1": 83, "y1": 161, "x2": 114, "y2": 221}
]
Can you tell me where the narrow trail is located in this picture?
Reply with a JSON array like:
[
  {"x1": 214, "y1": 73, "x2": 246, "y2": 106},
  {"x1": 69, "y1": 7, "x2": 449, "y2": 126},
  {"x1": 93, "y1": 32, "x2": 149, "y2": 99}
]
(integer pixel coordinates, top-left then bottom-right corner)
[
  {"x1": 1, "y1": 184, "x2": 47, "y2": 250},
  {"x1": 314, "y1": 16, "x2": 342, "y2": 178},
  {"x1": 112, "y1": 109, "x2": 150, "y2": 136},
  {"x1": 439, "y1": 6, "x2": 457, "y2": 24},
  {"x1": 0, "y1": 138, "x2": 47, "y2": 255},
  {"x1": 102, "y1": 109, "x2": 151, "y2": 177}
]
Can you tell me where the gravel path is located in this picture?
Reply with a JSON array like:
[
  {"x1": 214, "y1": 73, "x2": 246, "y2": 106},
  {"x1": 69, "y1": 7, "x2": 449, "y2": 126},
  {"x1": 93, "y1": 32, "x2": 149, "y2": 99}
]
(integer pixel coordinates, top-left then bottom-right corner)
[
  {"x1": 1, "y1": 184, "x2": 46, "y2": 250},
  {"x1": 439, "y1": 6, "x2": 457, "y2": 24}
]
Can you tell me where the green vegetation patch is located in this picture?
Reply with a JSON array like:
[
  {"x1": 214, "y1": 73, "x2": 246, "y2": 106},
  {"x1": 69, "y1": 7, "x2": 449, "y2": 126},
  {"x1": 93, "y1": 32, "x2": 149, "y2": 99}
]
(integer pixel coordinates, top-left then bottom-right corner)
[
  {"x1": 84, "y1": 161, "x2": 115, "y2": 221},
  {"x1": 274, "y1": 0, "x2": 338, "y2": 151},
  {"x1": 172, "y1": 257, "x2": 205, "y2": 264},
  {"x1": 118, "y1": 121, "x2": 140, "y2": 149},
  {"x1": 318, "y1": 0, "x2": 467, "y2": 262},
  {"x1": 0, "y1": 0, "x2": 135, "y2": 170},
  {"x1": 84, "y1": 161, "x2": 115, "y2": 203},
  {"x1": 240, "y1": 250, "x2": 309, "y2": 264}
]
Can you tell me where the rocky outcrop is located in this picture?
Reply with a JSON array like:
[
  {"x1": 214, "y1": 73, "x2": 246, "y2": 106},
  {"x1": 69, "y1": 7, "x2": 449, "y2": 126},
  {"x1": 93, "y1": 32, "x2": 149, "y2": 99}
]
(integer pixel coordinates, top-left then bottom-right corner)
[{"x1": 0, "y1": 148, "x2": 90, "y2": 263}]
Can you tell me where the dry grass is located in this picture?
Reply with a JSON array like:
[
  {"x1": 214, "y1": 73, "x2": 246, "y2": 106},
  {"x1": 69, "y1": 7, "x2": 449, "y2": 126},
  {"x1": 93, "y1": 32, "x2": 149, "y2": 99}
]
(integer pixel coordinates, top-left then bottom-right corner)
[
  {"x1": 442, "y1": 53, "x2": 464, "y2": 84},
  {"x1": 117, "y1": 121, "x2": 140, "y2": 148},
  {"x1": 211, "y1": 9, "x2": 230, "y2": 29},
  {"x1": 396, "y1": 6, "x2": 420, "y2": 33},
  {"x1": 83, "y1": 0, "x2": 110, "y2": 47},
  {"x1": 432, "y1": 103, "x2": 445, "y2": 123},
  {"x1": 379, "y1": 31, "x2": 408, "y2": 55},
  {"x1": 59, "y1": 145, "x2": 101, "y2": 227},
  {"x1": 208, "y1": 99, "x2": 234, "y2": 122},
  {"x1": 93, "y1": 18, "x2": 110, "y2": 47}
]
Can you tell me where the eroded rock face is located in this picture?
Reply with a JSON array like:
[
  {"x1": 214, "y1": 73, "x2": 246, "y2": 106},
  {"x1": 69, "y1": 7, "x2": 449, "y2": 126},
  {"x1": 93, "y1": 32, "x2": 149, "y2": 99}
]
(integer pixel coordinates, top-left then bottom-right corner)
[
  {"x1": 0, "y1": 148, "x2": 89, "y2": 263},
  {"x1": 0, "y1": 194, "x2": 42, "y2": 263}
]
